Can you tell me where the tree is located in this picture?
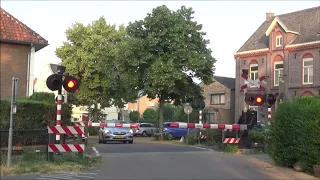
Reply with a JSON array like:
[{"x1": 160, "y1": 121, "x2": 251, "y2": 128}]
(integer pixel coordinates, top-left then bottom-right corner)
[
  {"x1": 143, "y1": 108, "x2": 158, "y2": 124},
  {"x1": 118, "y1": 5, "x2": 216, "y2": 139},
  {"x1": 163, "y1": 104, "x2": 174, "y2": 121},
  {"x1": 129, "y1": 111, "x2": 140, "y2": 123},
  {"x1": 55, "y1": 17, "x2": 138, "y2": 120}
]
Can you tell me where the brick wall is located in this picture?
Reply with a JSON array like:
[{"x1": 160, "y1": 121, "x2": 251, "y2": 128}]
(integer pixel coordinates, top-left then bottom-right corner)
[
  {"x1": 201, "y1": 79, "x2": 234, "y2": 124},
  {"x1": 0, "y1": 42, "x2": 29, "y2": 99}
]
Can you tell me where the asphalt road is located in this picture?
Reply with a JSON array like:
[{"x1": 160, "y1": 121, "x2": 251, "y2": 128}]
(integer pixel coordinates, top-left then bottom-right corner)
[
  {"x1": 94, "y1": 140, "x2": 270, "y2": 180},
  {"x1": 2, "y1": 137, "x2": 317, "y2": 180}
]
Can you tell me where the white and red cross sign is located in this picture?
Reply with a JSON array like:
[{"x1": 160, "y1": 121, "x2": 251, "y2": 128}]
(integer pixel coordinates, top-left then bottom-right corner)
[{"x1": 241, "y1": 73, "x2": 266, "y2": 92}]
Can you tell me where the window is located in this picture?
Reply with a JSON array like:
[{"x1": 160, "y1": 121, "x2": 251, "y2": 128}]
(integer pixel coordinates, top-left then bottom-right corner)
[
  {"x1": 276, "y1": 35, "x2": 282, "y2": 47},
  {"x1": 249, "y1": 64, "x2": 258, "y2": 87},
  {"x1": 303, "y1": 58, "x2": 313, "y2": 84},
  {"x1": 274, "y1": 62, "x2": 284, "y2": 86},
  {"x1": 210, "y1": 93, "x2": 225, "y2": 105}
]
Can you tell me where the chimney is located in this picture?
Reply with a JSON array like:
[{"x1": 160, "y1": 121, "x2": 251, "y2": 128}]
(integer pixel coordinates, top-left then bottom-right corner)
[{"x1": 266, "y1": 12, "x2": 274, "y2": 21}]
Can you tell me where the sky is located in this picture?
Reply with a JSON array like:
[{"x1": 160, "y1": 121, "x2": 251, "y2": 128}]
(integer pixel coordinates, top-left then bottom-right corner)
[{"x1": 2, "y1": 1, "x2": 319, "y2": 79}]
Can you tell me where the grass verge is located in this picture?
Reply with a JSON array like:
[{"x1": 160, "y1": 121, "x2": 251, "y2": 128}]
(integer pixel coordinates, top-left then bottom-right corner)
[{"x1": 1, "y1": 150, "x2": 102, "y2": 176}]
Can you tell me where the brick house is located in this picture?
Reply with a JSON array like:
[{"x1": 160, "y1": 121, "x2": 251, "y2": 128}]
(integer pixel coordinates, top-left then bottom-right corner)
[
  {"x1": 0, "y1": 8, "x2": 48, "y2": 99},
  {"x1": 234, "y1": 6, "x2": 320, "y2": 122},
  {"x1": 200, "y1": 76, "x2": 235, "y2": 124}
]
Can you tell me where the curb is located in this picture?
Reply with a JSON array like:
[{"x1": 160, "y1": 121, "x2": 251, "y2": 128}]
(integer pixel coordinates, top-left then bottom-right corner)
[{"x1": 92, "y1": 147, "x2": 100, "y2": 157}]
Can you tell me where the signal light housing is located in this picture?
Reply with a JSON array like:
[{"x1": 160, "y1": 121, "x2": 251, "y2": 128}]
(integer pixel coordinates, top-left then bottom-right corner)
[
  {"x1": 265, "y1": 93, "x2": 276, "y2": 107},
  {"x1": 63, "y1": 76, "x2": 80, "y2": 93},
  {"x1": 245, "y1": 93, "x2": 264, "y2": 106},
  {"x1": 46, "y1": 74, "x2": 63, "y2": 91}
]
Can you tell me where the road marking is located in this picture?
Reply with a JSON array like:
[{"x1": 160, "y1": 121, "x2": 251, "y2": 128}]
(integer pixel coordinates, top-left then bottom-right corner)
[
  {"x1": 92, "y1": 146, "x2": 100, "y2": 157},
  {"x1": 189, "y1": 146, "x2": 215, "y2": 152}
]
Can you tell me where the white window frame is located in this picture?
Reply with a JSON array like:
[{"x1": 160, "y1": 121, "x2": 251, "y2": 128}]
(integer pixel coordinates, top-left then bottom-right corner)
[
  {"x1": 276, "y1": 35, "x2": 282, "y2": 47},
  {"x1": 274, "y1": 61, "x2": 284, "y2": 86},
  {"x1": 302, "y1": 58, "x2": 313, "y2": 85},
  {"x1": 210, "y1": 93, "x2": 225, "y2": 105},
  {"x1": 249, "y1": 64, "x2": 258, "y2": 87}
]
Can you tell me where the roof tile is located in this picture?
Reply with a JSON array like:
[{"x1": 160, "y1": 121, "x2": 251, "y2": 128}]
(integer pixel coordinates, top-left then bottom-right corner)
[
  {"x1": 237, "y1": 6, "x2": 320, "y2": 52},
  {"x1": 0, "y1": 8, "x2": 48, "y2": 45}
]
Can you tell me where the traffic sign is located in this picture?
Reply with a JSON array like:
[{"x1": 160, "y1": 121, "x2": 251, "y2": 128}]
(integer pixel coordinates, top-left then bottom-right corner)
[
  {"x1": 240, "y1": 73, "x2": 266, "y2": 92},
  {"x1": 184, "y1": 104, "x2": 193, "y2": 115}
]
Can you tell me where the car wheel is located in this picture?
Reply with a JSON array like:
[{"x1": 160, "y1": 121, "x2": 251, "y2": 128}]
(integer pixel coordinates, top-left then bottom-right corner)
[
  {"x1": 103, "y1": 140, "x2": 107, "y2": 144},
  {"x1": 129, "y1": 141, "x2": 133, "y2": 144},
  {"x1": 142, "y1": 131, "x2": 147, "y2": 137},
  {"x1": 167, "y1": 133, "x2": 174, "y2": 140}
]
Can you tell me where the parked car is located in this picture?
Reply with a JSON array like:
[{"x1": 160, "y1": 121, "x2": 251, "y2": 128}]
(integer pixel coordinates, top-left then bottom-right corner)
[
  {"x1": 163, "y1": 122, "x2": 195, "y2": 139},
  {"x1": 98, "y1": 126, "x2": 134, "y2": 144},
  {"x1": 133, "y1": 123, "x2": 158, "y2": 137}
]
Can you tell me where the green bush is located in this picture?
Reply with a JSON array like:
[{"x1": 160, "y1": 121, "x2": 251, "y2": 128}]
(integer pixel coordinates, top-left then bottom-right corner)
[
  {"x1": 203, "y1": 129, "x2": 223, "y2": 145},
  {"x1": 267, "y1": 96, "x2": 320, "y2": 174},
  {"x1": 87, "y1": 127, "x2": 100, "y2": 136},
  {"x1": 219, "y1": 144, "x2": 239, "y2": 153},
  {"x1": 143, "y1": 108, "x2": 158, "y2": 124},
  {"x1": 186, "y1": 131, "x2": 198, "y2": 145},
  {"x1": 0, "y1": 99, "x2": 72, "y2": 129},
  {"x1": 28, "y1": 92, "x2": 55, "y2": 104},
  {"x1": 129, "y1": 110, "x2": 139, "y2": 123},
  {"x1": 248, "y1": 129, "x2": 266, "y2": 145}
]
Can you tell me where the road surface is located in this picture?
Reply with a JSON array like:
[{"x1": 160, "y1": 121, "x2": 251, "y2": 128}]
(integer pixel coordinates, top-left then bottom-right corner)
[{"x1": 2, "y1": 137, "x2": 317, "y2": 180}]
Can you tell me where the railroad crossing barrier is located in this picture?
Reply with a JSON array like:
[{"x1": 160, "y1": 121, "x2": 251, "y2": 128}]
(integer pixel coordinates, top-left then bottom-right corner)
[
  {"x1": 47, "y1": 126, "x2": 85, "y2": 160},
  {"x1": 168, "y1": 122, "x2": 247, "y2": 131},
  {"x1": 73, "y1": 121, "x2": 140, "y2": 128},
  {"x1": 223, "y1": 138, "x2": 240, "y2": 144}
]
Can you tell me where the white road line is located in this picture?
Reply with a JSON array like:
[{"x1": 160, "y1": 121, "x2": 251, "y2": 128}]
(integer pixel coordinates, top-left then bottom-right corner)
[{"x1": 189, "y1": 146, "x2": 215, "y2": 152}]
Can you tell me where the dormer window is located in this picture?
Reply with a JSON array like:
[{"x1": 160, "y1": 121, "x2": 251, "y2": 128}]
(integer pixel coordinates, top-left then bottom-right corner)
[{"x1": 276, "y1": 35, "x2": 282, "y2": 47}]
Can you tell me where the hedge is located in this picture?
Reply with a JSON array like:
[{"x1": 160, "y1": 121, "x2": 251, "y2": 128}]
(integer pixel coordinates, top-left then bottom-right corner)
[
  {"x1": 0, "y1": 99, "x2": 72, "y2": 129},
  {"x1": 267, "y1": 96, "x2": 320, "y2": 174}
]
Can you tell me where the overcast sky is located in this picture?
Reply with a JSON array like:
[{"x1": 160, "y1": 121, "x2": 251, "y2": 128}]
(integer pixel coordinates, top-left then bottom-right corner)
[{"x1": 2, "y1": 1, "x2": 319, "y2": 79}]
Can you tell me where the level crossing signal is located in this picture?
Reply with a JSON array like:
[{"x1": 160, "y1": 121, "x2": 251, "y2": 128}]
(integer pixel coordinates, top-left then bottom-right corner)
[
  {"x1": 46, "y1": 74, "x2": 80, "y2": 93},
  {"x1": 245, "y1": 93, "x2": 276, "y2": 107}
]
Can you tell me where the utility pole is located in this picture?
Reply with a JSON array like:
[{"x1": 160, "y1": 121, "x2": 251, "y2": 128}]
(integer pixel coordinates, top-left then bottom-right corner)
[{"x1": 7, "y1": 77, "x2": 18, "y2": 167}]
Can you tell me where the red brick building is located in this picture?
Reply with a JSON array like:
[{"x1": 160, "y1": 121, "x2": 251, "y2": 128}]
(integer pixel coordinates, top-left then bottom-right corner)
[
  {"x1": 234, "y1": 6, "x2": 320, "y2": 122},
  {"x1": 0, "y1": 8, "x2": 48, "y2": 99}
]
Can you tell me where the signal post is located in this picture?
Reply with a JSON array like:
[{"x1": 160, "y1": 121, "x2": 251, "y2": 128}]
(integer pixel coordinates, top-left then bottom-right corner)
[{"x1": 46, "y1": 65, "x2": 80, "y2": 145}]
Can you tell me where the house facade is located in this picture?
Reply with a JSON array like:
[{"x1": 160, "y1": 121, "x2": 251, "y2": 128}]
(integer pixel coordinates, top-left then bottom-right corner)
[
  {"x1": 234, "y1": 7, "x2": 320, "y2": 122},
  {"x1": 200, "y1": 76, "x2": 235, "y2": 124},
  {"x1": 127, "y1": 95, "x2": 159, "y2": 117},
  {"x1": 0, "y1": 8, "x2": 48, "y2": 99}
]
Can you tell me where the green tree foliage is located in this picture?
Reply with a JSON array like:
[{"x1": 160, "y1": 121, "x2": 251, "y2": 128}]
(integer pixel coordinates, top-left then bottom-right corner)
[
  {"x1": 129, "y1": 110, "x2": 140, "y2": 123},
  {"x1": 267, "y1": 96, "x2": 320, "y2": 174},
  {"x1": 118, "y1": 5, "x2": 216, "y2": 139},
  {"x1": 143, "y1": 108, "x2": 158, "y2": 124},
  {"x1": 55, "y1": 17, "x2": 138, "y2": 114}
]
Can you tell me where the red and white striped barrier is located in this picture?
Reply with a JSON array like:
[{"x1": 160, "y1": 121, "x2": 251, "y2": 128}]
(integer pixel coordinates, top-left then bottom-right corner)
[
  {"x1": 48, "y1": 126, "x2": 85, "y2": 135},
  {"x1": 73, "y1": 121, "x2": 85, "y2": 126},
  {"x1": 169, "y1": 123, "x2": 247, "y2": 131},
  {"x1": 199, "y1": 135, "x2": 207, "y2": 139},
  {"x1": 48, "y1": 125, "x2": 85, "y2": 153},
  {"x1": 88, "y1": 122, "x2": 139, "y2": 128},
  {"x1": 223, "y1": 138, "x2": 240, "y2": 144},
  {"x1": 48, "y1": 144, "x2": 85, "y2": 152}
]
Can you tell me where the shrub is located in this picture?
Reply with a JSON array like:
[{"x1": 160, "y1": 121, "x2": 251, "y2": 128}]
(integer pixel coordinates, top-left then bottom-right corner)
[
  {"x1": 267, "y1": 96, "x2": 320, "y2": 174},
  {"x1": 143, "y1": 108, "x2": 158, "y2": 124},
  {"x1": 129, "y1": 111, "x2": 139, "y2": 123},
  {"x1": 28, "y1": 92, "x2": 55, "y2": 104},
  {"x1": 0, "y1": 99, "x2": 72, "y2": 129},
  {"x1": 220, "y1": 144, "x2": 239, "y2": 153},
  {"x1": 87, "y1": 127, "x2": 100, "y2": 136},
  {"x1": 186, "y1": 131, "x2": 198, "y2": 145}
]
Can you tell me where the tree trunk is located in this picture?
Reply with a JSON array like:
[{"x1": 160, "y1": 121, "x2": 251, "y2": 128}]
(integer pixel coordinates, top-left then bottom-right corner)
[
  {"x1": 158, "y1": 96, "x2": 165, "y2": 140},
  {"x1": 93, "y1": 103, "x2": 98, "y2": 121}
]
